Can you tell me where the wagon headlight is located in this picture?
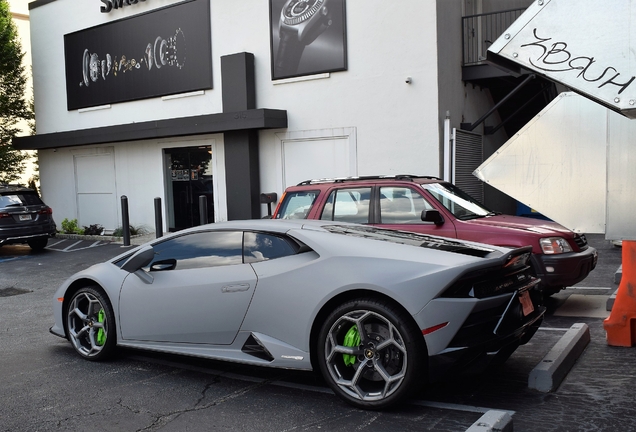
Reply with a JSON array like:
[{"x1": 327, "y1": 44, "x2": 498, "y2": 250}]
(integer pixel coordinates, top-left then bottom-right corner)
[{"x1": 539, "y1": 237, "x2": 572, "y2": 254}]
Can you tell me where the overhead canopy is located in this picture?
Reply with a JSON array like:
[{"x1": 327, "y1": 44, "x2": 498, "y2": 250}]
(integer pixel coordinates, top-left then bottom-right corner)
[{"x1": 12, "y1": 109, "x2": 288, "y2": 150}]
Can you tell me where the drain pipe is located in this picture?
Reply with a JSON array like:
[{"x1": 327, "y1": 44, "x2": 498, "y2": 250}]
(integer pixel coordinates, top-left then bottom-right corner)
[{"x1": 443, "y1": 111, "x2": 453, "y2": 182}]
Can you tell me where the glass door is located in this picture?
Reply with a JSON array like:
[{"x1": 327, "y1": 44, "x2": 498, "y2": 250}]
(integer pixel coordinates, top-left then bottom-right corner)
[{"x1": 164, "y1": 146, "x2": 214, "y2": 231}]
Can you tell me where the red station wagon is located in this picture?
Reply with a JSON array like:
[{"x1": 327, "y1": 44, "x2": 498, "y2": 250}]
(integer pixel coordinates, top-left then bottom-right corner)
[{"x1": 272, "y1": 175, "x2": 597, "y2": 296}]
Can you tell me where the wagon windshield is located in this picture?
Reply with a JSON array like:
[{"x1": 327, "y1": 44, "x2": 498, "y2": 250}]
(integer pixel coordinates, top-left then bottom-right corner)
[{"x1": 422, "y1": 183, "x2": 493, "y2": 220}]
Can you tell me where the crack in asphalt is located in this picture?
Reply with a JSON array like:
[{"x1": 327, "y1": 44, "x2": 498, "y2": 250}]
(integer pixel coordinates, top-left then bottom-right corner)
[{"x1": 137, "y1": 376, "x2": 267, "y2": 431}]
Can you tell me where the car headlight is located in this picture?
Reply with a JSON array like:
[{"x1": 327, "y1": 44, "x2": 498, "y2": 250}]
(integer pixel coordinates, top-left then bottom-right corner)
[{"x1": 539, "y1": 237, "x2": 573, "y2": 254}]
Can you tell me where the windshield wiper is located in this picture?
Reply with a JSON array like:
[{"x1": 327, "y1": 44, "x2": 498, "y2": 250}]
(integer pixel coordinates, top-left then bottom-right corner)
[{"x1": 458, "y1": 214, "x2": 485, "y2": 220}]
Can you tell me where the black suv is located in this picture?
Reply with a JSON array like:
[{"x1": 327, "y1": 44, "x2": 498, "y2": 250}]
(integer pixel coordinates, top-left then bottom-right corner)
[{"x1": 0, "y1": 185, "x2": 56, "y2": 251}]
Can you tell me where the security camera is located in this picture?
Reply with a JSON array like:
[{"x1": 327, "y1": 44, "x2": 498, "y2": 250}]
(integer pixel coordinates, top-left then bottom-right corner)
[{"x1": 405, "y1": 76, "x2": 412, "y2": 84}]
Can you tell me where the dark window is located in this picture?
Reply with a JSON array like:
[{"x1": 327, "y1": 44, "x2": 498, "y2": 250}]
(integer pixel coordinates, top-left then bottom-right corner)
[
  {"x1": 243, "y1": 232, "x2": 297, "y2": 263},
  {"x1": 0, "y1": 193, "x2": 44, "y2": 208},
  {"x1": 379, "y1": 186, "x2": 434, "y2": 224},
  {"x1": 148, "y1": 231, "x2": 243, "y2": 271},
  {"x1": 276, "y1": 190, "x2": 320, "y2": 219},
  {"x1": 320, "y1": 187, "x2": 371, "y2": 224}
]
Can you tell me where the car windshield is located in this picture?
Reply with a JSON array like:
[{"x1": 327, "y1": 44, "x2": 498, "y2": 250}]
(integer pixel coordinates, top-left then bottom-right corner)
[
  {"x1": 422, "y1": 183, "x2": 493, "y2": 220},
  {"x1": 0, "y1": 193, "x2": 44, "y2": 208},
  {"x1": 276, "y1": 190, "x2": 319, "y2": 220}
]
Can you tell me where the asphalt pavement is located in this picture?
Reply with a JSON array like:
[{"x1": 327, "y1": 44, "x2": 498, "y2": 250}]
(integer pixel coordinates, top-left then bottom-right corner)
[{"x1": 0, "y1": 232, "x2": 633, "y2": 431}]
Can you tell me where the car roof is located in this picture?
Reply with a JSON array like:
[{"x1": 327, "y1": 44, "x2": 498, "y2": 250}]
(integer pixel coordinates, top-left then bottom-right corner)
[
  {"x1": 171, "y1": 218, "x2": 342, "y2": 236},
  {"x1": 0, "y1": 184, "x2": 36, "y2": 195},
  {"x1": 288, "y1": 175, "x2": 443, "y2": 189}
]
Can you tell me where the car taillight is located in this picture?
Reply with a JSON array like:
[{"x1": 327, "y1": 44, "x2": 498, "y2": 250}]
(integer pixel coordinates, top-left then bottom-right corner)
[{"x1": 38, "y1": 207, "x2": 53, "y2": 215}]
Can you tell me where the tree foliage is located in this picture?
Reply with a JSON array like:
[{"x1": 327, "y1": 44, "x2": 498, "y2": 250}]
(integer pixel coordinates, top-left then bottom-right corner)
[{"x1": 0, "y1": 0, "x2": 32, "y2": 183}]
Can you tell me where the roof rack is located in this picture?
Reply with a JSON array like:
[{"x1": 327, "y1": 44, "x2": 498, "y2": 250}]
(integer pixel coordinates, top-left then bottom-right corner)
[{"x1": 296, "y1": 175, "x2": 442, "y2": 186}]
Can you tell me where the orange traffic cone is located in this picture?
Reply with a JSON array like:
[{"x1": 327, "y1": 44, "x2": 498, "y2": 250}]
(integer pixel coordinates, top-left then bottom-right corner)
[{"x1": 604, "y1": 240, "x2": 636, "y2": 346}]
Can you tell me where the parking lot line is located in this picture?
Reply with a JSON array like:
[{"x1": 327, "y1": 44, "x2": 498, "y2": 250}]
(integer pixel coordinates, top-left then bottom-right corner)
[
  {"x1": 45, "y1": 239, "x2": 111, "y2": 252},
  {"x1": 62, "y1": 241, "x2": 83, "y2": 251},
  {"x1": 409, "y1": 400, "x2": 514, "y2": 416},
  {"x1": 0, "y1": 256, "x2": 30, "y2": 264},
  {"x1": 568, "y1": 286, "x2": 612, "y2": 290}
]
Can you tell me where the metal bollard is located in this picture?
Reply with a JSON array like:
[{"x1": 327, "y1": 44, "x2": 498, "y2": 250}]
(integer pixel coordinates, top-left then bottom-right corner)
[
  {"x1": 154, "y1": 197, "x2": 163, "y2": 238},
  {"x1": 121, "y1": 195, "x2": 130, "y2": 247},
  {"x1": 199, "y1": 195, "x2": 208, "y2": 226}
]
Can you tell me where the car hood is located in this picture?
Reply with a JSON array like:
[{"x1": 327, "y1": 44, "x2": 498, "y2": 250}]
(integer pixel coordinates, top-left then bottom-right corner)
[{"x1": 463, "y1": 214, "x2": 573, "y2": 237}]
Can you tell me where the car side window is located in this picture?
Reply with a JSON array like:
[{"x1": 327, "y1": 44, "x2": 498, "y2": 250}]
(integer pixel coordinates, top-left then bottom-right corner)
[
  {"x1": 243, "y1": 232, "x2": 297, "y2": 263},
  {"x1": 320, "y1": 187, "x2": 371, "y2": 224},
  {"x1": 276, "y1": 190, "x2": 319, "y2": 219},
  {"x1": 148, "y1": 231, "x2": 243, "y2": 271},
  {"x1": 380, "y1": 187, "x2": 434, "y2": 224}
]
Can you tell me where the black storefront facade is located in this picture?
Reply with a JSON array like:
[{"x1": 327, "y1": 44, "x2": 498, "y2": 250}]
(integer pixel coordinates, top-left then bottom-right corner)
[{"x1": 15, "y1": 52, "x2": 288, "y2": 223}]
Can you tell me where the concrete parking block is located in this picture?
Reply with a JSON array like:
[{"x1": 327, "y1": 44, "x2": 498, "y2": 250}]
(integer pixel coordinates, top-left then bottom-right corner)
[
  {"x1": 528, "y1": 323, "x2": 590, "y2": 393},
  {"x1": 466, "y1": 410, "x2": 513, "y2": 432}
]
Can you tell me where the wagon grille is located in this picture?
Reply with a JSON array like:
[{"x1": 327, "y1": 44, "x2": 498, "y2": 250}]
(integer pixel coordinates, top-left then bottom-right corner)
[{"x1": 574, "y1": 234, "x2": 588, "y2": 251}]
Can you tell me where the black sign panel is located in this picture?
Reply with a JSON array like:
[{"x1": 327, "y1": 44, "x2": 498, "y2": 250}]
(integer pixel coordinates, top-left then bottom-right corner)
[
  {"x1": 269, "y1": 0, "x2": 347, "y2": 80},
  {"x1": 64, "y1": 0, "x2": 212, "y2": 110}
]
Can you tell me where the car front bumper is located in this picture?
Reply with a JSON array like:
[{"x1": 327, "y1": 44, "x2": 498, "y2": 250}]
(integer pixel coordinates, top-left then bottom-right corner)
[{"x1": 531, "y1": 246, "x2": 598, "y2": 291}]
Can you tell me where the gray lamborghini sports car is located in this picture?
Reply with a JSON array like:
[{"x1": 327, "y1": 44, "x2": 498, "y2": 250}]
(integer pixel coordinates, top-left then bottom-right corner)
[{"x1": 51, "y1": 219, "x2": 545, "y2": 409}]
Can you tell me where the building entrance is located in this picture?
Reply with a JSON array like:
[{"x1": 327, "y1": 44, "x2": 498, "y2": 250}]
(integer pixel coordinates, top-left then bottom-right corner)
[{"x1": 164, "y1": 146, "x2": 214, "y2": 231}]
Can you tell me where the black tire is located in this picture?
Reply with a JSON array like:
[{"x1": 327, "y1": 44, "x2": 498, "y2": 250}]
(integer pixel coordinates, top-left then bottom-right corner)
[
  {"x1": 316, "y1": 298, "x2": 427, "y2": 410},
  {"x1": 65, "y1": 286, "x2": 116, "y2": 361},
  {"x1": 27, "y1": 237, "x2": 48, "y2": 251}
]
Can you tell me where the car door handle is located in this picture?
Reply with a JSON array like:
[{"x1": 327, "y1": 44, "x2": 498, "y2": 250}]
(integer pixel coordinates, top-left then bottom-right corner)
[{"x1": 222, "y1": 284, "x2": 250, "y2": 293}]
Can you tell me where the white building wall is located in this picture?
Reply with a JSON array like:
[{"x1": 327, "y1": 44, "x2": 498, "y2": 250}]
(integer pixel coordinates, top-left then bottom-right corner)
[{"x1": 29, "y1": 0, "x2": 441, "y2": 229}]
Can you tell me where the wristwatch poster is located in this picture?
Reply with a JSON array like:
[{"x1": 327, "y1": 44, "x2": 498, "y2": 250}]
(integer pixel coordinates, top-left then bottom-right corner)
[{"x1": 270, "y1": 0, "x2": 347, "y2": 80}]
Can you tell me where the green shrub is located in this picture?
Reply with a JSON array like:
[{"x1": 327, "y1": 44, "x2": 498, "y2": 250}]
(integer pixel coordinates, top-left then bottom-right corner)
[
  {"x1": 83, "y1": 224, "x2": 104, "y2": 235},
  {"x1": 113, "y1": 224, "x2": 148, "y2": 237},
  {"x1": 61, "y1": 218, "x2": 84, "y2": 235}
]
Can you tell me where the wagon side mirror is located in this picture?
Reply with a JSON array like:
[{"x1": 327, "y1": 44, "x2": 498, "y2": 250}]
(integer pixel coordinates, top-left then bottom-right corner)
[{"x1": 421, "y1": 209, "x2": 445, "y2": 226}]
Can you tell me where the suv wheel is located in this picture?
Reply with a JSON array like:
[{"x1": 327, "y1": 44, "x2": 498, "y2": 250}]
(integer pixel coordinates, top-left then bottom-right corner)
[{"x1": 27, "y1": 237, "x2": 48, "y2": 251}]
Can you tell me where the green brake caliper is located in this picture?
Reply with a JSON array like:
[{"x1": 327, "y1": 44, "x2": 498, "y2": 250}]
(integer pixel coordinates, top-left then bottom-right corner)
[
  {"x1": 342, "y1": 325, "x2": 360, "y2": 366},
  {"x1": 96, "y1": 309, "x2": 106, "y2": 346}
]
